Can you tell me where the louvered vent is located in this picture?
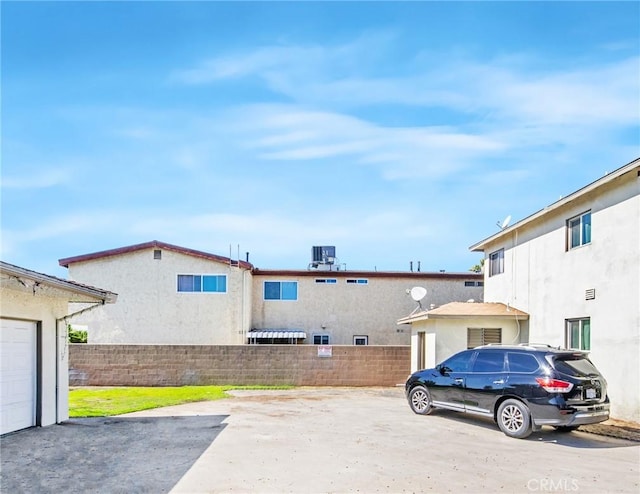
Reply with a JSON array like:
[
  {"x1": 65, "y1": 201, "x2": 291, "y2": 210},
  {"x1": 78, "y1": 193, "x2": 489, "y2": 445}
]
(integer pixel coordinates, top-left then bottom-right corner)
[
  {"x1": 585, "y1": 288, "x2": 596, "y2": 300},
  {"x1": 467, "y1": 328, "x2": 502, "y2": 348}
]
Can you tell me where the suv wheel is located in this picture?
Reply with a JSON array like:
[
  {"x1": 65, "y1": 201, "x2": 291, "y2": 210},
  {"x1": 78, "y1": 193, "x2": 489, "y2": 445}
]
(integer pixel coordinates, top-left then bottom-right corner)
[
  {"x1": 497, "y1": 399, "x2": 532, "y2": 439},
  {"x1": 408, "y1": 386, "x2": 433, "y2": 415}
]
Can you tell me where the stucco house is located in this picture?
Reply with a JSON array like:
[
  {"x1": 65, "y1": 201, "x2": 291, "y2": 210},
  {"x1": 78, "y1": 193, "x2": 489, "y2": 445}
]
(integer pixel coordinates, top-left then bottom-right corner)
[
  {"x1": 470, "y1": 157, "x2": 639, "y2": 423},
  {"x1": 0, "y1": 261, "x2": 116, "y2": 434},
  {"x1": 399, "y1": 301, "x2": 529, "y2": 372},
  {"x1": 59, "y1": 241, "x2": 252, "y2": 345},
  {"x1": 251, "y1": 269, "x2": 484, "y2": 346},
  {"x1": 59, "y1": 241, "x2": 484, "y2": 346},
  {"x1": 403, "y1": 157, "x2": 639, "y2": 423}
]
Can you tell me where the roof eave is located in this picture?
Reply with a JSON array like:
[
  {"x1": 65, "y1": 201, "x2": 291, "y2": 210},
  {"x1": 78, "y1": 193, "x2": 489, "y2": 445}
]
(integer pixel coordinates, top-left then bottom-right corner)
[
  {"x1": 469, "y1": 157, "x2": 640, "y2": 252},
  {"x1": 425, "y1": 313, "x2": 529, "y2": 320},
  {"x1": 1, "y1": 261, "x2": 117, "y2": 303},
  {"x1": 59, "y1": 240, "x2": 253, "y2": 270}
]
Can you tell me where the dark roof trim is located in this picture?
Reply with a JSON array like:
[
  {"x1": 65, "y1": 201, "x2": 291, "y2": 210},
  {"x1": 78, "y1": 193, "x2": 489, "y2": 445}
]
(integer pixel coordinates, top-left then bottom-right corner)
[
  {"x1": 252, "y1": 269, "x2": 482, "y2": 279},
  {"x1": 469, "y1": 157, "x2": 640, "y2": 252},
  {"x1": 1, "y1": 261, "x2": 117, "y2": 303},
  {"x1": 59, "y1": 240, "x2": 253, "y2": 270}
]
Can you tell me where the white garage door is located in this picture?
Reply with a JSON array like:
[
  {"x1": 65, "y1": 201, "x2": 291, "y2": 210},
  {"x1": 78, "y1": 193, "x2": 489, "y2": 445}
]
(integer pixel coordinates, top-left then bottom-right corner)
[{"x1": 1, "y1": 319, "x2": 36, "y2": 434}]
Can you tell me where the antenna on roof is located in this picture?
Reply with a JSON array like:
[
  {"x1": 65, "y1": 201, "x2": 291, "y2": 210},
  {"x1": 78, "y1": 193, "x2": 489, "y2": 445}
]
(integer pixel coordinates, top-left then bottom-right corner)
[{"x1": 496, "y1": 214, "x2": 511, "y2": 230}]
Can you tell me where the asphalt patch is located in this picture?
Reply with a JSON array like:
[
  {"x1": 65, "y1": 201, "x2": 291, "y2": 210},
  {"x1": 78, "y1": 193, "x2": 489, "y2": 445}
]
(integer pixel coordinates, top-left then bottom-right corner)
[{"x1": 0, "y1": 415, "x2": 227, "y2": 494}]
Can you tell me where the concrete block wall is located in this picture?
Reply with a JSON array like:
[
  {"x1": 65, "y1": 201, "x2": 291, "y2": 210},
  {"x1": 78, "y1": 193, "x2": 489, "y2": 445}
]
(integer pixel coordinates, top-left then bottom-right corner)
[{"x1": 69, "y1": 344, "x2": 411, "y2": 387}]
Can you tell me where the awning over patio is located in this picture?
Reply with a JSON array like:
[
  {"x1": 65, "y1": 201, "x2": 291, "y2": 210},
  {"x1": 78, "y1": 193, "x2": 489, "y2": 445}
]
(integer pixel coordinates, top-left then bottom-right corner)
[{"x1": 247, "y1": 330, "x2": 307, "y2": 339}]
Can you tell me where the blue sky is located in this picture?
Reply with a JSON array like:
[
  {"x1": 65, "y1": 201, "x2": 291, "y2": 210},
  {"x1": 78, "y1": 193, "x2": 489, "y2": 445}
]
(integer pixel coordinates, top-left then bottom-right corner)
[{"x1": 2, "y1": 1, "x2": 639, "y2": 277}]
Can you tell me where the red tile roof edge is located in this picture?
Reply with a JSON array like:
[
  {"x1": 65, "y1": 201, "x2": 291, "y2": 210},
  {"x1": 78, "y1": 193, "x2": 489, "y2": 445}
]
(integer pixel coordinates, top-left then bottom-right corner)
[{"x1": 59, "y1": 240, "x2": 253, "y2": 270}]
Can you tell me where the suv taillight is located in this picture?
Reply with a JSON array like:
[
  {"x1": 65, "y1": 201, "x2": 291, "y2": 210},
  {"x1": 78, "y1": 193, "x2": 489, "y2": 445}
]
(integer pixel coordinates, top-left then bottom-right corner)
[{"x1": 535, "y1": 377, "x2": 574, "y2": 393}]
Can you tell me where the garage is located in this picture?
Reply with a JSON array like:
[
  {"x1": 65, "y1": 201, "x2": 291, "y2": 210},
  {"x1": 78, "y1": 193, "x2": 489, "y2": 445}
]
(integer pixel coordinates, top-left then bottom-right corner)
[
  {"x1": 1, "y1": 261, "x2": 116, "y2": 434},
  {"x1": 1, "y1": 319, "x2": 37, "y2": 435}
]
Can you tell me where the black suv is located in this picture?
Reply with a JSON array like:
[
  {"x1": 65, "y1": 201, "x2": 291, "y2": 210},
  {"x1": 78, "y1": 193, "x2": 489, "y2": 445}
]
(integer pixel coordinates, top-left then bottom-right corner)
[{"x1": 405, "y1": 344, "x2": 610, "y2": 438}]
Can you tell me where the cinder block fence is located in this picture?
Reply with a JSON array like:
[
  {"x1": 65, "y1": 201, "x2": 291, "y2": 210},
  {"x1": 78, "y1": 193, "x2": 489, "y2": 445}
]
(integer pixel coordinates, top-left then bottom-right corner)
[{"x1": 69, "y1": 345, "x2": 411, "y2": 387}]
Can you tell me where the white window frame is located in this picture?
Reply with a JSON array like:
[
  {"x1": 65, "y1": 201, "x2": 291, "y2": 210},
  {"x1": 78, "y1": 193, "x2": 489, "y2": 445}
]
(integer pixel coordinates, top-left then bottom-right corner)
[
  {"x1": 567, "y1": 211, "x2": 592, "y2": 250},
  {"x1": 464, "y1": 281, "x2": 484, "y2": 287},
  {"x1": 565, "y1": 318, "x2": 590, "y2": 350},
  {"x1": 177, "y1": 274, "x2": 227, "y2": 293},
  {"x1": 353, "y1": 335, "x2": 368, "y2": 346},
  {"x1": 346, "y1": 278, "x2": 368, "y2": 285},
  {"x1": 488, "y1": 249, "x2": 504, "y2": 277},
  {"x1": 263, "y1": 281, "x2": 298, "y2": 301},
  {"x1": 313, "y1": 334, "x2": 330, "y2": 345}
]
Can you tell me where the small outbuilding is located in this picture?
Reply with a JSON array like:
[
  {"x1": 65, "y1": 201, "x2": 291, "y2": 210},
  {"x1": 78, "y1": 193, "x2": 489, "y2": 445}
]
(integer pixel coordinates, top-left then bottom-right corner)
[
  {"x1": 398, "y1": 301, "x2": 529, "y2": 372},
  {"x1": 1, "y1": 261, "x2": 116, "y2": 434}
]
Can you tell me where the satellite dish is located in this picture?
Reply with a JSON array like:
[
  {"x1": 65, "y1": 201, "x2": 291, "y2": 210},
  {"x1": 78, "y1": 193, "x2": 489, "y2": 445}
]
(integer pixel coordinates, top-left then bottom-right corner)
[
  {"x1": 408, "y1": 286, "x2": 427, "y2": 315},
  {"x1": 497, "y1": 214, "x2": 512, "y2": 229},
  {"x1": 410, "y1": 286, "x2": 427, "y2": 302}
]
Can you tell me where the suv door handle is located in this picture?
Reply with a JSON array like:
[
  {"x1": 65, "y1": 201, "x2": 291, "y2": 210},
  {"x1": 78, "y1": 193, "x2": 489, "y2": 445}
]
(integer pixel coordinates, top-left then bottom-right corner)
[
  {"x1": 454, "y1": 378, "x2": 464, "y2": 384},
  {"x1": 493, "y1": 379, "x2": 505, "y2": 384}
]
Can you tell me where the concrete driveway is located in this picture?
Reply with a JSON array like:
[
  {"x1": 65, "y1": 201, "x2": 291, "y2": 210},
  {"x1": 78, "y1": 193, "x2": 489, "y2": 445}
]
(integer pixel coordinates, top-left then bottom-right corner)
[
  {"x1": 2, "y1": 387, "x2": 639, "y2": 493},
  {"x1": 0, "y1": 415, "x2": 227, "y2": 493}
]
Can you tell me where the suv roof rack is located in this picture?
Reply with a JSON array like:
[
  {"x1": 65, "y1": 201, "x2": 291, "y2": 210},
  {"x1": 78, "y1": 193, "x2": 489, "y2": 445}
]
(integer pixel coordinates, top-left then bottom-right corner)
[
  {"x1": 474, "y1": 343, "x2": 522, "y2": 349},
  {"x1": 475, "y1": 343, "x2": 566, "y2": 351}
]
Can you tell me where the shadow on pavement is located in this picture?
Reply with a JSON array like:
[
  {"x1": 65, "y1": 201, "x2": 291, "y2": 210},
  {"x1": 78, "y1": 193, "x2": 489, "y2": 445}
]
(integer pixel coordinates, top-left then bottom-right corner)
[
  {"x1": 432, "y1": 409, "x2": 638, "y2": 449},
  {"x1": 0, "y1": 415, "x2": 228, "y2": 494}
]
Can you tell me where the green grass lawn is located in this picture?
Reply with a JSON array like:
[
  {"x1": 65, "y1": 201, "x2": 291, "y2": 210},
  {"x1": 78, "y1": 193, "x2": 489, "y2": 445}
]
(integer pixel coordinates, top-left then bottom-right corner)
[{"x1": 69, "y1": 385, "x2": 291, "y2": 417}]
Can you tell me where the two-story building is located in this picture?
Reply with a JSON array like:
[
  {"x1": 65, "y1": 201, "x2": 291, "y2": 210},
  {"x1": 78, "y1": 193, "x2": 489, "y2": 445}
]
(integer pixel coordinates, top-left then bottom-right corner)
[
  {"x1": 469, "y1": 158, "x2": 639, "y2": 423},
  {"x1": 404, "y1": 158, "x2": 638, "y2": 423},
  {"x1": 59, "y1": 242, "x2": 484, "y2": 346}
]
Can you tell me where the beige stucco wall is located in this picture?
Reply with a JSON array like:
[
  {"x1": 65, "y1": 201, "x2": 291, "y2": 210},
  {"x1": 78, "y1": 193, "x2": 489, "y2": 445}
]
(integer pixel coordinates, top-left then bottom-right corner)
[
  {"x1": 67, "y1": 248, "x2": 253, "y2": 344},
  {"x1": 252, "y1": 273, "x2": 484, "y2": 345},
  {"x1": 480, "y1": 167, "x2": 640, "y2": 422},
  {"x1": 409, "y1": 317, "x2": 523, "y2": 373},
  {"x1": 1, "y1": 288, "x2": 70, "y2": 426}
]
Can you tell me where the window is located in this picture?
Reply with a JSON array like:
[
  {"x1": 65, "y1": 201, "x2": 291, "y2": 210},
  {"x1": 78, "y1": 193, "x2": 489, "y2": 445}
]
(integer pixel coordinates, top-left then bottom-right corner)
[
  {"x1": 440, "y1": 350, "x2": 474, "y2": 373},
  {"x1": 315, "y1": 278, "x2": 337, "y2": 284},
  {"x1": 153, "y1": 249, "x2": 162, "y2": 260},
  {"x1": 467, "y1": 328, "x2": 502, "y2": 349},
  {"x1": 553, "y1": 356, "x2": 600, "y2": 377},
  {"x1": 566, "y1": 318, "x2": 590, "y2": 350},
  {"x1": 465, "y1": 281, "x2": 484, "y2": 287},
  {"x1": 488, "y1": 249, "x2": 504, "y2": 277},
  {"x1": 507, "y1": 353, "x2": 540, "y2": 373},
  {"x1": 567, "y1": 211, "x2": 591, "y2": 250},
  {"x1": 177, "y1": 274, "x2": 227, "y2": 293},
  {"x1": 313, "y1": 334, "x2": 330, "y2": 345},
  {"x1": 471, "y1": 352, "x2": 505, "y2": 372},
  {"x1": 264, "y1": 281, "x2": 298, "y2": 300},
  {"x1": 353, "y1": 336, "x2": 368, "y2": 346},
  {"x1": 346, "y1": 279, "x2": 368, "y2": 285}
]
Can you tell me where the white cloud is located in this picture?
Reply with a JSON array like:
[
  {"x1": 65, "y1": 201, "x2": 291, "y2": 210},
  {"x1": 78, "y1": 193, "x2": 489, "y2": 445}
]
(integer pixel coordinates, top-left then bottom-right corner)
[
  {"x1": 173, "y1": 35, "x2": 638, "y2": 132},
  {"x1": 225, "y1": 104, "x2": 505, "y2": 179},
  {"x1": 472, "y1": 57, "x2": 640, "y2": 126},
  {"x1": 1, "y1": 167, "x2": 74, "y2": 190},
  {"x1": 171, "y1": 30, "x2": 397, "y2": 86}
]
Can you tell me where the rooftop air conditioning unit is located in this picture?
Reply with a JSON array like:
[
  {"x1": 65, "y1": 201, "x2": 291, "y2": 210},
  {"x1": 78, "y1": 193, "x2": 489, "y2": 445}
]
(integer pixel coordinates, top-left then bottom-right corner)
[{"x1": 312, "y1": 246, "x2": 336, "y2": 264}]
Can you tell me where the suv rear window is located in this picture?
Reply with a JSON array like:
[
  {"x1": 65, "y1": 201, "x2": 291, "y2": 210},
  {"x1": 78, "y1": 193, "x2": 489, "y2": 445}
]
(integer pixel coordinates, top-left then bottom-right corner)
[{"x1": 551, "y1": 356, "x2": 600, "y2": 377}]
